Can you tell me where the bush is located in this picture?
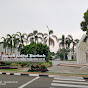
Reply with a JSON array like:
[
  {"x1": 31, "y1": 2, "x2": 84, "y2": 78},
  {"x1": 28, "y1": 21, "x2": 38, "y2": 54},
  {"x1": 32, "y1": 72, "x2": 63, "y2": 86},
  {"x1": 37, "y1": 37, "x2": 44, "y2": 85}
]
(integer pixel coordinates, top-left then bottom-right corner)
[
  {"x1": 5, "y1": 62, "x2": 12, "y2": 65},
  {"x1": 26, "y1": 63, "x2": 30, "y2": 67},
  {"x1": 41, "y1": 65, "x2": 48, "y2": 72},
  {"x1": 0, "y1": 62, "x2": 6, "y2": 66},
  {"x1": 31, "y1": 65, "x2": 35, "y2": 70},
  {"x1": 48, "y1": 62, "x2": 52, "y2": 65},
  {"x1": 37, "y1": 62, "x2": 52, "y2": 67},
  {"x1": 35, "y1": 65, "x2": 40, "y2": 71},
  {"x1": 42, "y1": 63, "x2": 50, "y2": 67},
  {"x1": 10, "y1": 63, "x2": 18, "y2": 66},
  {"x1": 28, "y1": 64, "x2": 48, "y2": 72},
  {"x1": 45, "y1": 56, "x2": 50, "y2": 62}
]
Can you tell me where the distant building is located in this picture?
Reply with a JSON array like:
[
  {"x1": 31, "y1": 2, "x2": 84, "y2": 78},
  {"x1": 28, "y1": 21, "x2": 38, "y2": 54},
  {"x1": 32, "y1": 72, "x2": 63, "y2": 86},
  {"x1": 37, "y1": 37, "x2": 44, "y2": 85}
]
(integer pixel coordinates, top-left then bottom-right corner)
[{"x1": 0, "y1": 44, "x2": 20, "y2": 55}]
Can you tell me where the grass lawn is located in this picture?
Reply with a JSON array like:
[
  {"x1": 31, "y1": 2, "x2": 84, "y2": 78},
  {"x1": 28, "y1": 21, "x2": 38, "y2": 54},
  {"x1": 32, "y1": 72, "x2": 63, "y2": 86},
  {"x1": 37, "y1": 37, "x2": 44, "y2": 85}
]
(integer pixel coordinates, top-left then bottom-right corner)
[{"x1": 0, "y1": 69, "x2": 21, "y2": 71}]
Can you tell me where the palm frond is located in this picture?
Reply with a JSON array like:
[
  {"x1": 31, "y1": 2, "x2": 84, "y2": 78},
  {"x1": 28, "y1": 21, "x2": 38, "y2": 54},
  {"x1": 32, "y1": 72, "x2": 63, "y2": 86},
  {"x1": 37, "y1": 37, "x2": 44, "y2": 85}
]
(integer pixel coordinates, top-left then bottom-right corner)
[
  {"x1": 52, "y1": 35, "x2": 58, "y2": 42},
  {"x1": 33, "y1": 30, "x2": 38, "y2": 35},
  {"x1": 67, "y1": 35, "x2": 73, "y2": 41},
  {"x1": 17, "y1": 32, "x2": 21, "y2": 36},
  {"x1": 75, "y1": 39, "x2": 79, "y2": 43},
  {"x1": 0, "y1": 42, "x2": 3, "y2": 44},
  {"x1": 30, "y1": 37, "x2": 34, "y2": 43},
  {"x1": 58, "y1": 38, "x2": 62, "y2": 41},
  {"x1": 38, "y1": 32, "x2": 44, "y2": 37},
  {"x1": 44, "y1": 36, "x2": 47, "y2": 41},
  {"x1": 49, "y1": 30, "x2": 53, "y2": 35},
  {"x1": 44, "y1": 39, "x2": 48, "y2": 45},
  {"x1": 27, "y1": 33, "x2": 34, "y2": 39},
  {"x1": 49, "y1": 37, "x2": 55, "y2": 47},
  {"x1": 38, "y1": 37, "x2": 43, "y2": 41},
  {"x1": 1, "y1": 37, "x2": 5, "y2": 40},
  {"x1": 44, "y1": 33, "x2": 48, "y2": 36}
]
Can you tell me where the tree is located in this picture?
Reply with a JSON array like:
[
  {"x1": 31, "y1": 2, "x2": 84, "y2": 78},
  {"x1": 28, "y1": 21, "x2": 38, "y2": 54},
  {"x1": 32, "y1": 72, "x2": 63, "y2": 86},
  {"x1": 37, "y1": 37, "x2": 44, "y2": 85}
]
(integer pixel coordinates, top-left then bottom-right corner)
[
  {"x1": 13, "y1": 34, "x2": 20, "y2": 53},
  {"x1": 46, "y1": 26, "x2": 58, "y2": 58},
  {"x1": 21, "y1": 42, "x2": 49, "y2": 61},
  {"x1": 38, "y1": 32, "x2": 48, "y2": 44},
  {"x1": 27, "y1": 30, "x2": 42, "y2": 55},
  {"x1": 7, "y1": 34, "x2": 13, "y2": 54},
  {"x1": 67, "y1": 35, "x2": 79, "y2": 60},
  {"x1": 56, "y1": 48, "x2": 70, "y2": 60},
  {"x1": 81, "y1": 9, "x2": 88, "y2": 41},
  {"x1": 59, "y1": 35, "x2": 66, "y2": 60},
  {"x1": 0, "y1": 37, "x2": 8, "y2": 54},
  {"x1": 16, "y1": 32, "x2": 27, "y2": 54}
]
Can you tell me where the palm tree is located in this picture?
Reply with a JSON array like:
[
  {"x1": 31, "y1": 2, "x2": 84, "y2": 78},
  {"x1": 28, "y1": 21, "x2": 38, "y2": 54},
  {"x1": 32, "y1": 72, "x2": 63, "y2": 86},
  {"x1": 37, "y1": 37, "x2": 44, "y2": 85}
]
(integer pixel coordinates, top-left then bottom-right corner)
[
  {"x1": 7, "y1": 34, "x2": 13, "y2": 54},
  {"x1": 46, "y1": 26, "x2": 58, "y2": 59},
  {"x1": 65, "y1": 37, "x2": 72, "y2": 49},
  {"x1": 38, "y1": 32, "x2": 48, "y2": 44},
  {"x1": 46, "y1": 26, "x2": 58, "y2": 47},
  {"x1": 58, "y1": 35, "x2": 66, "y2": 60},
  {"x1": 13, "y1": 34, "x2": 20, "y2": 53},
  {"x1": 0, "y1": 37, "x2": 8, "y2": 54},
  {"x1": 59, "y1": 35, "x2": 66, "y2": 49},
  {"x1": 16, "y1": 32, "x2": 27, "y2": 54},
  {"x1": 27, "y1": 30, "x2": 42, "y2": 55},
  {"x1": 67, "y1": 35, "x2": 79, "y2": 60}
]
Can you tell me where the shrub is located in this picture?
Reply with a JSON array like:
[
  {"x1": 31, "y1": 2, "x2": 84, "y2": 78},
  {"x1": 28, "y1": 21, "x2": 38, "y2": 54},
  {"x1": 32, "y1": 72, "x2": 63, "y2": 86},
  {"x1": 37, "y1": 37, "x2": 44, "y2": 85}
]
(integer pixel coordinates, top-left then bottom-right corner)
[
  {"x1": 35, "y1": 65, "x2": 40, "y2": 71},
  {"x1": 31, "y1": 65, "x2": 35, "y2": 70},
  {"x1": 10, "y1": 63, "x2": 18, "y2": 66},
  {"x1": 0, "y1": 62, "x2": 6, "y2": 66},
  {"x1": 5, "y1": 62, "x2": 12, "y2": 65},
  {"x1": 28, "y1": 64, "x2": 48, "y2": 72},
  {"x1": 26, "y1": 63, "x2": 30, "y2": 67},
  {"x1": 41, "y1": 63, "x2": 51, "y2": 67},
  {"x1": 48, "y1": 62, "x2": 52, "y2": 65}
]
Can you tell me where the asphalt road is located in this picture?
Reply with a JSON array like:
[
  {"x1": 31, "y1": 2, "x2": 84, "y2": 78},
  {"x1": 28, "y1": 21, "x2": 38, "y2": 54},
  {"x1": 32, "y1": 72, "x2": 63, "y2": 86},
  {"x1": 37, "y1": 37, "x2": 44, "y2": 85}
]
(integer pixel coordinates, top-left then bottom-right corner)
[{"x1": 0, "y1": 74, "x2": 88, "y2": 88}]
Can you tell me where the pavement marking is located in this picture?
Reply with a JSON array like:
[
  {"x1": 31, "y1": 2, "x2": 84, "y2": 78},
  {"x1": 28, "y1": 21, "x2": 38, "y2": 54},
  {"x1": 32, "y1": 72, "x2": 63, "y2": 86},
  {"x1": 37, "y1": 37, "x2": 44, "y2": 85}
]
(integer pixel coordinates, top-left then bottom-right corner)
[
  {"x1": 54, "y1": 77, "x2": 85, "y2": 81},
  {"x1": 0, "y1": 72, "x2": 2, "y2": 74},
  {"x1": 14, "y1": 73, "x2": 21, "y2": 75},
  {"x1": 53, "y1": 80, "x2": 88, "y2": 84},
  {"x1": 6, "y1": 73, "x2": 10, "y2": 75},
  {"x1": 18, "y1": 76, "x2": 40, "y2": 88},
  {"x1": 51, "y1": 83, "x2": 88, "y2": 88},
  {"x1": 49, "y1": 75, "x2": 57, "y2": 77},
  {"x1": 29, "y1": 74, "x2": 39, "y2": 76},
  {"x1": 54, "y1": 76, "x2": 84, "y2": 80}
]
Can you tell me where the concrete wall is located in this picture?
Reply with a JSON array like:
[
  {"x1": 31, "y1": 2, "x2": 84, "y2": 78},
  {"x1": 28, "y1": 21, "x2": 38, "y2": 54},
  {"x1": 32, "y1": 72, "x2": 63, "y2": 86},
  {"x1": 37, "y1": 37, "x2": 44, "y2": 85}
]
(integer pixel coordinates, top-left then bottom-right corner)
[{"x1": 76, "y1": 34, "x2": 88, "y2": 64}]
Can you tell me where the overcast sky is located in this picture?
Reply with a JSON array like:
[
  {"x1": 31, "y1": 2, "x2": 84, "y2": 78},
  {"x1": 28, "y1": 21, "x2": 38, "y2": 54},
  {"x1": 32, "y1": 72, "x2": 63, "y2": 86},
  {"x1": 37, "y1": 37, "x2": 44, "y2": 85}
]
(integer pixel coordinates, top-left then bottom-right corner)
[{"x1": 0, "y1": 0, "x2": 88, "y2": 52}]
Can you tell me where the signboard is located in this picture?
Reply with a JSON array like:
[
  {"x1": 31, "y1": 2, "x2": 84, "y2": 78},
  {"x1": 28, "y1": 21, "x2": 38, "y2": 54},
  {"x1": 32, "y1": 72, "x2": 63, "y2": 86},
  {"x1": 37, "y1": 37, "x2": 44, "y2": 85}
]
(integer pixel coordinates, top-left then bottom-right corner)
[{"x1": 1, "y1": 54, "x2": 46, "y2": 61}]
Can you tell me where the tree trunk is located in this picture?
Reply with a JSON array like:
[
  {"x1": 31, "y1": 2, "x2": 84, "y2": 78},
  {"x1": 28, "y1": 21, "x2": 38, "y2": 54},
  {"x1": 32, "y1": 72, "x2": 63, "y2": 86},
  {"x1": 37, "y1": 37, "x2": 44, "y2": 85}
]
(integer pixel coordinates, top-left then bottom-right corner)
[
  {"x1": 73, "y1": 43, "x2": 75, "y2": 60},
  {"x1": 34, "y1": 42, "x2": 36, "y2": 55},
  {"x1": 5, "y1": 48, "x2": 6, "y2": 55},
  {"x1": 63, "y1": 48, "x2": 65, "y2": 60},
  {"x1": 11, "y1": 48, "x2": 12, "y2": 54},
  {"x1": 48, "y1": 37, "x2": 50, "y2": 60}
]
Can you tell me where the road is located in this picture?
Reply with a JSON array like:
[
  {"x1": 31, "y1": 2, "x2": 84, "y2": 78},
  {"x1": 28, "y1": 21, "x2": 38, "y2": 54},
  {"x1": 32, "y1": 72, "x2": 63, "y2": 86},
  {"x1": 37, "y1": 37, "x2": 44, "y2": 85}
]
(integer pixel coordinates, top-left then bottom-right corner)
[{"x1": 0, "y1": 74, "x2": 88, "y2": 88}]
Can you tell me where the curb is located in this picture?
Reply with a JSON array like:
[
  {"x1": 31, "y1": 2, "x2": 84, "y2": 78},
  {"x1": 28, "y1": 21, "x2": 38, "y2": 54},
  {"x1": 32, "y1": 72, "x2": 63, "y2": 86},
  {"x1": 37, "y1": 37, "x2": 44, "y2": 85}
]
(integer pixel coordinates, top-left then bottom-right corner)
[
  {"x1": 0, "y1": 72, "x2": 87, "y2": 79},
  {"x1": 83, "y1": 77, "x2": 88, "y2": 79},
  {"x1": 0, "y1": 72, "x2": 55, "y2": 77}
]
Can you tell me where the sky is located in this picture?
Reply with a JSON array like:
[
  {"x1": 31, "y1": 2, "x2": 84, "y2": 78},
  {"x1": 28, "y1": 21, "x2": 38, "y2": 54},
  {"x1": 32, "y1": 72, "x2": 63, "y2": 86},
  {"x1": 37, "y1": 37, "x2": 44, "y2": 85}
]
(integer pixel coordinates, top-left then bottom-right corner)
[{"x1": 0, "y1": 0, "x2": 88, "y2": 52}]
